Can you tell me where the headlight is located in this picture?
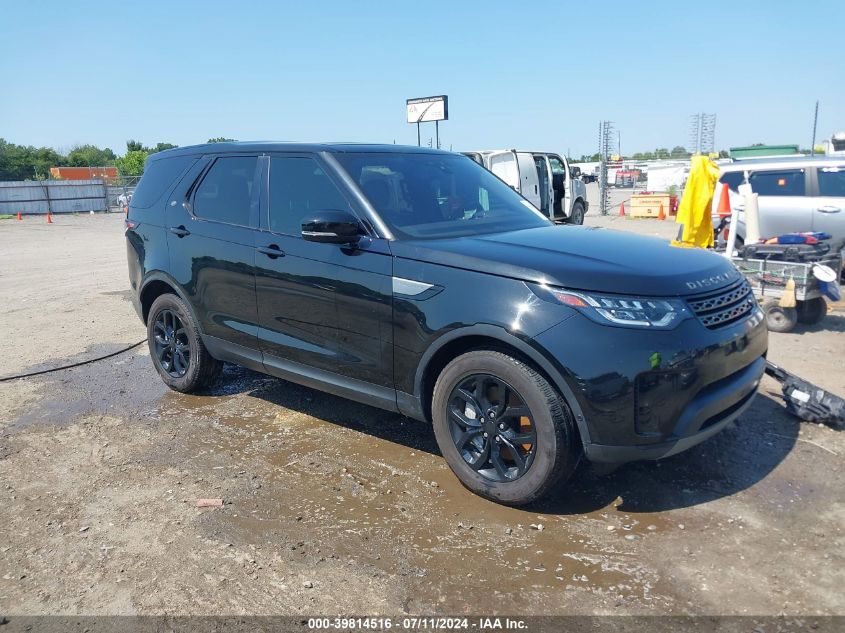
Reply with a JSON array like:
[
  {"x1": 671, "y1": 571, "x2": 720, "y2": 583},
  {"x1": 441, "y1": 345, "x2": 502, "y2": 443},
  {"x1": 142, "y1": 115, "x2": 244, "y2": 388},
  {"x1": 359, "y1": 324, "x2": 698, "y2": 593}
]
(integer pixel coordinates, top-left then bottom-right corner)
[{"x1": 550, "y1": 289, "x2": 690, "y2": 330}]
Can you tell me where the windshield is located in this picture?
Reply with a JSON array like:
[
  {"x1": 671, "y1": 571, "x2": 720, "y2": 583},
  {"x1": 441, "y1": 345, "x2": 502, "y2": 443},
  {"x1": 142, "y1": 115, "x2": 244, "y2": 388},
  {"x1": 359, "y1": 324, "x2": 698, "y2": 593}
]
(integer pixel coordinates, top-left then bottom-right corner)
[{"x1": 334, "y1": 152, "x2": 551, "y2": 240}]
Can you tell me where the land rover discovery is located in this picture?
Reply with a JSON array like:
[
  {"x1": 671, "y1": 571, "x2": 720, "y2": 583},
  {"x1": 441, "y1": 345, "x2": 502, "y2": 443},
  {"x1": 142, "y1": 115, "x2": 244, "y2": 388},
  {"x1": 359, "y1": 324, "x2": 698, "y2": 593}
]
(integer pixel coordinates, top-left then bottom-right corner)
[{"x1": 126, "y1": 142, "x2": 767, "y2": 505}]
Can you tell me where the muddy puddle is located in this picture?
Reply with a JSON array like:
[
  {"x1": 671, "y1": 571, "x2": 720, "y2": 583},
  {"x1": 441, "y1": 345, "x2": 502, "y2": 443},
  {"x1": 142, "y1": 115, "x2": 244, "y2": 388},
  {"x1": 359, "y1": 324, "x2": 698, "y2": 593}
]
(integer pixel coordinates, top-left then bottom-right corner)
[{"x1": 5, "y1": 346, "x2": 824, "y2": 614}]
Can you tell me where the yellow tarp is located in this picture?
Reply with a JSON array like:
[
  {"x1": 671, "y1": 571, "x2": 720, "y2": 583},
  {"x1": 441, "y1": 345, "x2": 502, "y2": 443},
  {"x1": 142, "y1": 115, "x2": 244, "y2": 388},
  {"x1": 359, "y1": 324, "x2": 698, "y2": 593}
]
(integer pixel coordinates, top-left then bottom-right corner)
[{"x1": 673, "y1": 155, "x2": 720, "y2": 248}]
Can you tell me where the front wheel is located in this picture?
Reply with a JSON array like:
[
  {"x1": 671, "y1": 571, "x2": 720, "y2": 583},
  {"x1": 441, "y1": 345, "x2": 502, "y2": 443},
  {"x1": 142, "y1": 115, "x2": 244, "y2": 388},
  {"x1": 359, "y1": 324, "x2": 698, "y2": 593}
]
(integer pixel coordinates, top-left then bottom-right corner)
[
  {"x1": 567, "y1": 201, "x2": 585, "y2": 225},
  {"x1": 147, "y1": 293, "x2": 223, "y2": 393},
  {"x1": 431, "y1": 350, "x2": 581, "y2": 506}
]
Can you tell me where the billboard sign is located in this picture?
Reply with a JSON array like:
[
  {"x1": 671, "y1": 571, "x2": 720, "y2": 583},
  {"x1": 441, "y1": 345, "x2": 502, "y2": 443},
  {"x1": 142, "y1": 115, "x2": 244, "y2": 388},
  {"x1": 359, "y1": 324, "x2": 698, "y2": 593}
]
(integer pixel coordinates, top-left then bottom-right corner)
[{"x1": 406, "y1": 95, "x2": 448, "y2": 123}]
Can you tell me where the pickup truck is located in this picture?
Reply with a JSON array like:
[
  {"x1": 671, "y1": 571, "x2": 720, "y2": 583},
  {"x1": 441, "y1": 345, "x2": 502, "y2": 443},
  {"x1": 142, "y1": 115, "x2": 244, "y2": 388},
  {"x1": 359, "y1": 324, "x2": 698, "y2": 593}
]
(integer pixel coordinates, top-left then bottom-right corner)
[{"x1": 464, "y1": 150, "x2": 589, "y2": 224}]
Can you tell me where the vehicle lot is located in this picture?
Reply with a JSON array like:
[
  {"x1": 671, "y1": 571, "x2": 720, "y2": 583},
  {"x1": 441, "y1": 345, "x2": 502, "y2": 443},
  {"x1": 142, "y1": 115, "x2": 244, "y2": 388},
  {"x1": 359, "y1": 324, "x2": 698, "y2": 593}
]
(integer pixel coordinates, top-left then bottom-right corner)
[{"x1": 1, "y1": 213, "x2": 843, "y2": 615}]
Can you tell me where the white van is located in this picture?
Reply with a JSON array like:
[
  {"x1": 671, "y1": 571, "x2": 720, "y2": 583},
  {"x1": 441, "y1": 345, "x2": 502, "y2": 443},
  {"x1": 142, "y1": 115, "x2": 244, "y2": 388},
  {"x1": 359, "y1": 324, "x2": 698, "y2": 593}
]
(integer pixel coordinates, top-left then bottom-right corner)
[{"x1": 464, "y1": 150, "x2": 589, "y2": 224}]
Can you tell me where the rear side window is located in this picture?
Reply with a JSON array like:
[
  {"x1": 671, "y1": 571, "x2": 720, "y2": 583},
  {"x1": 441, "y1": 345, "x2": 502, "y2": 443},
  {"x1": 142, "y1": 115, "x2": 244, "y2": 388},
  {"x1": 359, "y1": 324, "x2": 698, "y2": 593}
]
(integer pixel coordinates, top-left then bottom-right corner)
[
  {"x1": 719, "y1": 171, "x2": 745, "y2": 192},
  {"x1": 749, "y1": 169, "x2": 805, "y2": 196},
  {"x1": 193, "y1": 156, "x2": 258, "y2": 226},
  {"x1": 132, "y1": 156, "x2": 195, "y2": 208},
  {"x1": 268, "y1": 156, "x2": 350, "y2": 236},
  {"x1": 818, "y1": 166, "x2": 845, "y2": 197}
]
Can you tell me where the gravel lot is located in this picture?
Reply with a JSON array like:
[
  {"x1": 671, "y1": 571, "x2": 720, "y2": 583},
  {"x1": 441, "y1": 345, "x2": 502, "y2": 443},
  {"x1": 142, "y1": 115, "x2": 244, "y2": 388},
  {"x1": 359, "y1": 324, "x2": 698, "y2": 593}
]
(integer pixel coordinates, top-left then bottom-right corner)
[{"x1": 0, "y1": 212, "x2": 843, "y2": 616}]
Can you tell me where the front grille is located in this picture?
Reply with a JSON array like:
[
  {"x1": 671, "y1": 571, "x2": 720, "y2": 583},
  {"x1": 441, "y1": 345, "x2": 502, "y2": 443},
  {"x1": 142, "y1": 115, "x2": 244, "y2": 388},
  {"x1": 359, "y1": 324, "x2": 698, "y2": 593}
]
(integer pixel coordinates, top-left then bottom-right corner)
[{"x1": 687, "y1": 279, "x2": 755, "y2": 329}]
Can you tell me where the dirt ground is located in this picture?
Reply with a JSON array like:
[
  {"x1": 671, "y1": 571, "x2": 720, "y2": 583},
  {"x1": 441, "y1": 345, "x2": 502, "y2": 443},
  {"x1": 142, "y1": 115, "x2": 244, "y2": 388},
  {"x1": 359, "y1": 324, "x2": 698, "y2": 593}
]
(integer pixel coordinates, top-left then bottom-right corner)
[{"x1": 0, "y1": 212, "x2": 843, "y2": 617}]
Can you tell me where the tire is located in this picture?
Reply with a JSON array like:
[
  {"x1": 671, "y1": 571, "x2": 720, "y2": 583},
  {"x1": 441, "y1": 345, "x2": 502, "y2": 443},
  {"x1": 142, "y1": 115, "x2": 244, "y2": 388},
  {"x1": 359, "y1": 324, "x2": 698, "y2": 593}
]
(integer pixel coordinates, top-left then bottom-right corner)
[
  {"x1": 147, "y1": 293, "x2": 222, "y2": 393},
  {"x1": 567, "y1": 201, "x2": 585, "y2": 225},
  {"x1": 431, "y1": 350, "x2": 581, "y2": 506},
  {"x1": 761, "y1": 298, "x2": 798, "y2": 333},
  {"x1": 797, "y1": 297, "x2": 827, "y2": 325}
]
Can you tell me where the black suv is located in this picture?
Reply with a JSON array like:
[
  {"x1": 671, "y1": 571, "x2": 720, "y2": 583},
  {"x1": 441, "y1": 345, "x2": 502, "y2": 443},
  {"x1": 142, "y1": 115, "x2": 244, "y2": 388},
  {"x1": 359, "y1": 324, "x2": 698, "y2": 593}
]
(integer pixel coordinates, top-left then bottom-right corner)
[{"x1": 126, "y1": 143, "x2": 767, "y2": 505}]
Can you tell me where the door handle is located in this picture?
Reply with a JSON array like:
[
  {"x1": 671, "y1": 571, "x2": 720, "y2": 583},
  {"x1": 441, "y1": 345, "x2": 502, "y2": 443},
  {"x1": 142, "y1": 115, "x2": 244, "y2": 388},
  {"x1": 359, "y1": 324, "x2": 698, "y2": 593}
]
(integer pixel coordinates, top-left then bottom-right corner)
[
  {"x1": 169, "y1": 226, "x2": 190, "y2": 238},
  {"x1": 817, "y1": 206, "x2": 841, "y2": 213},
  {"x1": 257, "y1": 244, "x2": 285, "y2": 259}
]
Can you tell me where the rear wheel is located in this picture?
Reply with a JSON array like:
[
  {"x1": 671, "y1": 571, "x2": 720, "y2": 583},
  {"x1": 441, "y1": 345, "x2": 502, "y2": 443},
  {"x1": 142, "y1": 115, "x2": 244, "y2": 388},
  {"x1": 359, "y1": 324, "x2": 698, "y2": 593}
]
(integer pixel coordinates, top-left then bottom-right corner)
[
  {"x1": 147, "y1": 294, "x2": 222, "y2": 393},
  {"x1": 797, "y1": 297, "x2": 827, "y2": 325},
  {"x1": 431, "y1": 350, "x2": 581, "y2": 506},
  {"x1": 761, "y1": 298, "x2": 798, "y2": 333}
]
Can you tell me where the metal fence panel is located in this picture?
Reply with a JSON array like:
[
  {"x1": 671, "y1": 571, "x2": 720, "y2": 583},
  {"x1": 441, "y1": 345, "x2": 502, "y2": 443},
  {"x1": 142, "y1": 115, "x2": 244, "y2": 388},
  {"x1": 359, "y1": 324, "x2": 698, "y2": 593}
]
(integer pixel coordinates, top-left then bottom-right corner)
[{"x1": 0, "y1": 179, "x2": 108, "y2": 214}]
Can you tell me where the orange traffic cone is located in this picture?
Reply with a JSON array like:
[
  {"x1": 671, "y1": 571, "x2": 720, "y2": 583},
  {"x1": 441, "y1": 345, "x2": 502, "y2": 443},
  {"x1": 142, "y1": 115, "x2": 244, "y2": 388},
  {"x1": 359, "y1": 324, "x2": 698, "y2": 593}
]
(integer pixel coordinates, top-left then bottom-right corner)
[
  {"x1": 657, "y1": 202, "x2": 666, "y2": 221},
  {"x1": 16, "y1": 212, "x2": 22, "y2": 221},
  {"x1": 46, "y1": 212, "x2": 53, "y2": 224},
  {"x1": 618, "y1": 202, "x2": 626, "y2": 217},
  {"x1": 717, "y1": 182, "x2": 731, "y2": 217}
]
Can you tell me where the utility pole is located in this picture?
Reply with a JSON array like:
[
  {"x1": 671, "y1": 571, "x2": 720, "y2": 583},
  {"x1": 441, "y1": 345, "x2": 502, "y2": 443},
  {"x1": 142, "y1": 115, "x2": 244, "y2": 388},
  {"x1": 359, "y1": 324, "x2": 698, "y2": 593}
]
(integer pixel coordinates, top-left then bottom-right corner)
[{"x1": 810, "y1": 100, "x2": 819, "y2": 156}]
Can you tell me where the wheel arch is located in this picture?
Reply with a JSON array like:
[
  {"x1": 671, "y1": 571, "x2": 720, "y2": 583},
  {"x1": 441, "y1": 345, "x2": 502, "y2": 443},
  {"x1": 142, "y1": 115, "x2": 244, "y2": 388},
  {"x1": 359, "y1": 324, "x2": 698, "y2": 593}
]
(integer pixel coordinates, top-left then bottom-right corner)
[
  {"x1": 415, "y1": 325, "x2": 591, "y2": 447},
  {"x1": 139, "y1": 272, "x2": 200, "y2": 329}
]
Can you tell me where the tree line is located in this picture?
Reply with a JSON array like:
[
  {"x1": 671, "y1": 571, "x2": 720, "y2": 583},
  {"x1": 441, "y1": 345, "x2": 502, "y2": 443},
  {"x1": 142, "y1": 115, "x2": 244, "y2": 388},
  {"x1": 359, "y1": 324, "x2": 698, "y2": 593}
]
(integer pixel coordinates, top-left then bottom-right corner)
[
  {"x1": 0, "y1": 138, "x2": 236, "y2": 181},
  {"x1": 572, "y1": 147, "x2": 732, "y2": 163}
]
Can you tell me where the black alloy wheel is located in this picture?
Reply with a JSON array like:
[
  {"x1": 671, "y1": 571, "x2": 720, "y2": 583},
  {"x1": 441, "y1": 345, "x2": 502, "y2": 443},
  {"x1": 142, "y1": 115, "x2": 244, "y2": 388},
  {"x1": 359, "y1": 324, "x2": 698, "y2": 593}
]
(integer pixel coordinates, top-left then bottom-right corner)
[
  {"x1": 152, "y1": 309, "x2": 191, "y2": 378},
  {"x1": 447, "y1": 374, "x2": 537, "y2": 482}
]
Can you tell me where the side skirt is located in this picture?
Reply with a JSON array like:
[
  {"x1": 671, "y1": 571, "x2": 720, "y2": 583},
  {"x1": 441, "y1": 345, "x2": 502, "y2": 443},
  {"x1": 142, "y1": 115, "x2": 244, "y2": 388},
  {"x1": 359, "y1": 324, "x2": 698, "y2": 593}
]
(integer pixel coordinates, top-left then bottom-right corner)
[{"x1": 202, "y1": 334, "x2": 400, "y2": 414}]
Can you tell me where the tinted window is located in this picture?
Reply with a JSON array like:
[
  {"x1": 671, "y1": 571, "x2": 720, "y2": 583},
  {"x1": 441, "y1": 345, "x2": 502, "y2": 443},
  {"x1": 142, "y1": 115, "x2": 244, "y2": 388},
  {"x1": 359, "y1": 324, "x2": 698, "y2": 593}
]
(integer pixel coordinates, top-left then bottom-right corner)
[
  {"x1": 749, "y1": 169, "x2": 804, "y2": 196},
  {"x1": 719, "y1": 171, "x2": 745, "y2": 192},
  {"x1": 818, "y1": 166, "x2": 845, "y2": 197},
  {"x1": 193, "y1": 156, "x2": 257, "y2": 225},
  {"x1": 269, "y1": 157, "x2": 351, "y2": 235},
  {"x1": 132, "y1": 156, "x2": 196, "y2": 208},
  {"x1": 335, "y1": 152, "x2": 550, "y2": 240}
]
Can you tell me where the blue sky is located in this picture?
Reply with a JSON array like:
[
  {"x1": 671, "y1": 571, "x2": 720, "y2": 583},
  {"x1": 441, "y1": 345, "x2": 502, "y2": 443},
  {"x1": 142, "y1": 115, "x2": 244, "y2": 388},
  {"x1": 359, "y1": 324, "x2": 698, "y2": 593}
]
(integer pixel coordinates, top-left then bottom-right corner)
[{"x1": 1, "y1": 1, "x2": 842, "y2": 157}]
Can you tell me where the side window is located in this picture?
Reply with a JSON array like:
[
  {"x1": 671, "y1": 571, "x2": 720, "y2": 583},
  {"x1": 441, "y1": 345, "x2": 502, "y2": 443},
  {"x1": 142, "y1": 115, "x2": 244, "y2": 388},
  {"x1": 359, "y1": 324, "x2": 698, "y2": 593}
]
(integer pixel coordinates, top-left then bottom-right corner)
[
  {"x1": 817, "y1": 166, "x2": 845, "y2": 197},
  {"x1": 748, "y1": 169, "x2": 805, "y2": 196},
  {"x1": 193, "y1": 156, "x2": 258, "y2": 225},
  {"x1": 132, "y1": 156, "x2": 196, "y2": 208},
  {"x1": 548, "y1": 156, "x2": 566, "y2": 175},
  {"x1": 269, "y1": 156, "x2": 351, "y2": 236},
  {"x1": 719, "y1": 171, "x2": 745, "y2": 192}
]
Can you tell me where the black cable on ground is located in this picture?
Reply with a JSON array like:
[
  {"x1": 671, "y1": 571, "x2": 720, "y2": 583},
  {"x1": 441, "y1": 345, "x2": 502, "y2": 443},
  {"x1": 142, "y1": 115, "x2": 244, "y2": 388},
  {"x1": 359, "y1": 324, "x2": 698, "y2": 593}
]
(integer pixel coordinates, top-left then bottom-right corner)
[{"x1": 0, "y1": 340, "x2": 146, "y2": 383}]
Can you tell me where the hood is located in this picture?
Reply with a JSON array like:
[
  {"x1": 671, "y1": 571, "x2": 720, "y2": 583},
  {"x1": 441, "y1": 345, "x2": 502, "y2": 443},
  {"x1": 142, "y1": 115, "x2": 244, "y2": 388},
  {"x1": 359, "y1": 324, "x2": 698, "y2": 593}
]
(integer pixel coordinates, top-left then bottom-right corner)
[{"x1": 391, "y1": 225, "x2": 741, "y2": 296}]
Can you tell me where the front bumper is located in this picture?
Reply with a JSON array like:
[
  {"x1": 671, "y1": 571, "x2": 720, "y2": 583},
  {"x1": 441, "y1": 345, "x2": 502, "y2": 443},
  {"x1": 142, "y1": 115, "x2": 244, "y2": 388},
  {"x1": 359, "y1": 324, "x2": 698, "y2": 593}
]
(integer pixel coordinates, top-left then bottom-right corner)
[
  {"x1": 584, "y1": 356, "x2": 763, "y2": 462},
  {"x1": 531, "y1": 308, "x2": 768, "y2": 463}
]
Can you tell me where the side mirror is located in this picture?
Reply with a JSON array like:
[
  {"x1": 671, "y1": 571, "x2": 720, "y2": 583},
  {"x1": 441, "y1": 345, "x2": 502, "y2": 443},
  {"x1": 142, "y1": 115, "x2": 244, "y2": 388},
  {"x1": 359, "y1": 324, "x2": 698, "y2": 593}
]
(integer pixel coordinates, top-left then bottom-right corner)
[{"x1": 301, "y1": 209, "x2": 363, "y2": 244}]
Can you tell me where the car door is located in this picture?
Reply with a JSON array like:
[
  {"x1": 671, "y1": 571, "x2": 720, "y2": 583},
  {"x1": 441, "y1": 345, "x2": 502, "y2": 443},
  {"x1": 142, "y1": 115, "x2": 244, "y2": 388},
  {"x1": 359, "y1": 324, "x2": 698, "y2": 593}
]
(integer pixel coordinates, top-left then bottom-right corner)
[
  {"x1": 812, "y1": 164, "x2": 845, "y2": 246},
  {"x1": 165, "y1": 153, "x2": 261, "y2": 357},
  {"x1": 487, "y1": 151, "x2": 520, "y2": 191},
  {"x1": 747, "y1": 167, "x2": 812, "y2": 238},
  {"x1": 515, "y1": 152, "x2": 542, "y2": 210},
  {"x1": 532, "y1": 154, "x2": 552, "y2": 217},
  {"x1": 548, "y1": 154, "x2": 570, "y2": 219},
  {"x1": 254, "y1": 153, "x2": 394, "y2": 393}
]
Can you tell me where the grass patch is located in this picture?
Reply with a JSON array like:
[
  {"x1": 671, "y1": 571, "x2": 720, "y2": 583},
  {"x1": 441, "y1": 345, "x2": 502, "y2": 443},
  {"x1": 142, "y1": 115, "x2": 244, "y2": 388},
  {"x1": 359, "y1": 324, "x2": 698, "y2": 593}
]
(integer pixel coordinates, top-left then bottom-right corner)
[{"x1": 0, "y1": 214, "x2": 15, "y2": 220}]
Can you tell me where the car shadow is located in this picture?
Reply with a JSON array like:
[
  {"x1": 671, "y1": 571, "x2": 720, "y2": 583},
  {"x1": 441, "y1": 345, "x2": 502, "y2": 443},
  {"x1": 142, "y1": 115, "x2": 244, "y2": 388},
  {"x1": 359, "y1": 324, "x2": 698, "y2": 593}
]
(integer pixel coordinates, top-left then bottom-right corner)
[
  {"x1": 214, "y1": 364, "x2": 798, "y2": 516},
  {"x1": 790, "y1": 312, "x2": 845, "y2": 334},
  {"x1": 530, "y1": 392, "x2": 797, "y2": 514}
]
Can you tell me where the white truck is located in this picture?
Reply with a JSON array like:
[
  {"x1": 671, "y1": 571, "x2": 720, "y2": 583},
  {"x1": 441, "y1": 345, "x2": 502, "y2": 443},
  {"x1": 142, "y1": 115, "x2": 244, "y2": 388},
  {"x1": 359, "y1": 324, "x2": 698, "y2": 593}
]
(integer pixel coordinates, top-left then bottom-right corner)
[{"x1": 463, "y1": 150, "x2": 589, "y2": 224}]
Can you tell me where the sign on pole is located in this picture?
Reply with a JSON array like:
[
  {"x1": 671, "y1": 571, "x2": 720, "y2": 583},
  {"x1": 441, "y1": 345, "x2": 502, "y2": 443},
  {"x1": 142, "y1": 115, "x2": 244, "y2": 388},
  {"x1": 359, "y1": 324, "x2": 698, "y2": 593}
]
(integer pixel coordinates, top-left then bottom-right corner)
[
  {"x1": 406, "y1": 95, "x2": 449, "y2": 123},
  {"x1": 407, "y1": 95, "x2": 448, "y2": 147}
]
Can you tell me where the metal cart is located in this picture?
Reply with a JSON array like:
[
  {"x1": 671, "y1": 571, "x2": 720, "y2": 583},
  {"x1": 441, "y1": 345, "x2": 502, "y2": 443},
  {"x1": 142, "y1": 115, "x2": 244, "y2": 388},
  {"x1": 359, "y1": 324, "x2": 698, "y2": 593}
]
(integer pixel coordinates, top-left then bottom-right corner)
[{"x1": 731, "y1": 253, "x2": 842, "y2": 332}]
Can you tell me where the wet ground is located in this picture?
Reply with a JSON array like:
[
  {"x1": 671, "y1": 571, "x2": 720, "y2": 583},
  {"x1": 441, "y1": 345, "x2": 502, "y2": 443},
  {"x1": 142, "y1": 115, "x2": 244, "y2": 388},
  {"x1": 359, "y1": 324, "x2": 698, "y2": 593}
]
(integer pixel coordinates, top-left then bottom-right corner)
[{"x1": 0, "y1": 213, "x2": 843, "y2": 615}]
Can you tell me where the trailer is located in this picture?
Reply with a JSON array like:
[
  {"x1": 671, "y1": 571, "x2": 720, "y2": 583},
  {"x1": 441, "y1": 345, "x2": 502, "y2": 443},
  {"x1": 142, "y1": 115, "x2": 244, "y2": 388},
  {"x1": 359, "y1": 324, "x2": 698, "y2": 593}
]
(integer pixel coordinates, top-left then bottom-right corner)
[{"x1": 731, "y1": 252, "x2": 842, "y2": 332}]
